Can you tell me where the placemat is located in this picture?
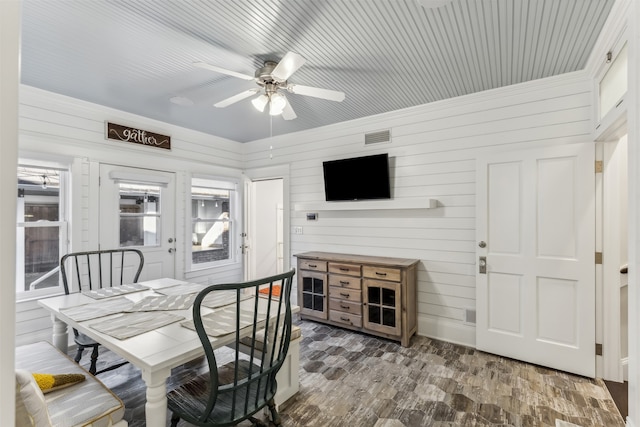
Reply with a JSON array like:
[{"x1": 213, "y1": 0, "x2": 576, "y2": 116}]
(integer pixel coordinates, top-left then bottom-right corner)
[
  {"x1": 181, "y1": 305, "x2": 255, "y2": 337},
  {"x1": 89, "y1": 312, "x2": 185, "y2": 339},
  {"x1": 154, "y1": 282, "x2": 207, "y2": 296},
  {"x1": 60, "y1": 297, "x2": 134, "y2": 322},
  {"x1": 81, "y1": 283, "x2": 149, "y2": 300},
  {"x1": 125, "y1": 294, "x2": 196, "y2": 312},
  {"x1": 201, "y1": 290, "x2": 252, "y2": 309}
]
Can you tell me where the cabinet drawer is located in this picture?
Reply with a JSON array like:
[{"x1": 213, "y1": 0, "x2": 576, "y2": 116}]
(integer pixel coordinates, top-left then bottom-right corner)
[
  {"x1": 328, "y1": 262, "x2": 361, "y2": 277},
  {"x1": 299, "y1": 259, "x2": 328, "y2": 272},
  {"x1": 363, "y1": 265, "x2": 401, "y2": 282},
  {"x1": 329, "y1": 287, "x2": 362, "y2": 302},
  {"x1": 329, "y1": 274, "x2": 361, "y2": 290},
  {"x1": 329, "y1": 298, "x2": 362, "y2": 316},
  {"x1": 330, "y1": 311, "x2": 362, "y2": 328}
]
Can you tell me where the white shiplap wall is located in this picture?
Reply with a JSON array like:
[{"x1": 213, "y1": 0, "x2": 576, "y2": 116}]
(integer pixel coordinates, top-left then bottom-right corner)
[
  {"x1": 243, "y1": 70, "x2": 593, "y2": 347},
  {"x1": 16, "y1": 86, "x2": 246, "y2": 346}
]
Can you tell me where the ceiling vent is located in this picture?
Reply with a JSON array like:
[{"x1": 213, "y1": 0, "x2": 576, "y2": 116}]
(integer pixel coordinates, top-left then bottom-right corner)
[{"x1": 364, "y1": 129, "x2": 391, "y2": 145}]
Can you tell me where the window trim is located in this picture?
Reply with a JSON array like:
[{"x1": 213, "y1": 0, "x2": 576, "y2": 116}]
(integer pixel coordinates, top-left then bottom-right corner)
[
  {"x1": 16, "y1": 164, "x2": 69, "y2": 301},
  {"x1": 187, "y1": 175, "x2": 239, "y2": 272}
]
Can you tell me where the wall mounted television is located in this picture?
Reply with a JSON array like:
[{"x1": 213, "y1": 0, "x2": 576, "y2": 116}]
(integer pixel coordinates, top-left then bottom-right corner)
[{"x1": 322, "y1": 153, "x2": 391, "y2": 201}]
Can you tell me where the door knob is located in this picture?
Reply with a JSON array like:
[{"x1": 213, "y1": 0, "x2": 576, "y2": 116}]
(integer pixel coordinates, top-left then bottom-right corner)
[
  {"x1": 168, "y1": 238, "x2": 174, "y2": 243},
  {"x1": 168, "y1": 248, "x2": 175, "y2": 254},
  {"x1": 478, "y1": 241, "x2": 486, "y2": 248}
]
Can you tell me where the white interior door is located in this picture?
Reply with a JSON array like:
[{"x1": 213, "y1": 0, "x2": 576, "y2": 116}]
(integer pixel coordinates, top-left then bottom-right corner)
[
  {"x1": 476, "y1": 143, "x2": 595, "y2": 377},
  {"x1": 246, "y1": 178, "x2": 284, "y2": 280},
  {"x1": 99, "y1": 164, "x2": 176, "y2": 281}
]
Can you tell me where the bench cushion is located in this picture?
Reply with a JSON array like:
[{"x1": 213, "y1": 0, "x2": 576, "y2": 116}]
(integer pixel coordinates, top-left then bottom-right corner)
[{"x1": 16, "y1": 342, "x2": 125, "y2": 427}]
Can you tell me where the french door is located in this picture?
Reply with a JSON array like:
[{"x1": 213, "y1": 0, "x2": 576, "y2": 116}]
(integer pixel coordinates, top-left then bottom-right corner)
[{"x1": 99, "y1": 164, "x2": 176, "y2": 281}]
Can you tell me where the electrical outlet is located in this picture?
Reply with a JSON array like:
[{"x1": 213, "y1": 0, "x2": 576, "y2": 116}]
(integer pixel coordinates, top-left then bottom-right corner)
[{"x1": 293, "y1": 226, "x2": 303, "y2": 235}]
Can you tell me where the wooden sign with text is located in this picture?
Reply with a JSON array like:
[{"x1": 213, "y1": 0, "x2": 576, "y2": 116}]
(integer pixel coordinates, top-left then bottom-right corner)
[{"x1": 106, "y1": 122, "x2": 171, "y2": 150}]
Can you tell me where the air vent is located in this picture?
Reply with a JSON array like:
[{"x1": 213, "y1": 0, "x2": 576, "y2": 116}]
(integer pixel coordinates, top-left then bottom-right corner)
[
  {"x1": 364, "y1": 130, "x2": 391, "y2": 145},
  {"x1": 464, "y1": 308, "x2": 476, "y2": 324}
]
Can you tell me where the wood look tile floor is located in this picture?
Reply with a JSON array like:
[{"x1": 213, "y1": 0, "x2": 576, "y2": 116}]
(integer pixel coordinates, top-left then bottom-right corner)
[{"x1": 81, "y1": 320, "x2": 625, "y2": 427}]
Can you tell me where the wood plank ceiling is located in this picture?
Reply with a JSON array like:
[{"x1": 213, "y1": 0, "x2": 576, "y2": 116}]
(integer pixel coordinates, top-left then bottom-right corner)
[{"x1": 20, "y1": 0, "x2": 615, "y2": 142}]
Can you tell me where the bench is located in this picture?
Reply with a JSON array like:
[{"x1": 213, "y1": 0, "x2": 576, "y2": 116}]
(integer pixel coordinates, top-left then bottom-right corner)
[{"x1": 15, "y1": 341, "x2": 127, "y2": 427}]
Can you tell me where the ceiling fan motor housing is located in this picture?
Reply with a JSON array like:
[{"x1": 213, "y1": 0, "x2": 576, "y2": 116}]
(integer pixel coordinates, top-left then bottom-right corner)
[{"x1": 255, "y1": 61, "x2": 287, "y2": 90}]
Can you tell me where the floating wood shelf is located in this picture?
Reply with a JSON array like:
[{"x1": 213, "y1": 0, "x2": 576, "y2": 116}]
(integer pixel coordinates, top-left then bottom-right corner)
[{"x1": 293, "y1": 198, "x2": 438, "y2": 211}]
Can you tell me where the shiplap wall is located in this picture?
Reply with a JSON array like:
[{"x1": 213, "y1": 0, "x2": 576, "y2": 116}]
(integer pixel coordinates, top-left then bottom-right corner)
[
  {"x1": 243, "y1": 71, "x2": 593, "y2": 347},
  {"x1": 16, "y1": 86, "x2": 246, "y2": 346},
  {"x1": 16, "y1": 70, "x2": 593, "y2": 348}
]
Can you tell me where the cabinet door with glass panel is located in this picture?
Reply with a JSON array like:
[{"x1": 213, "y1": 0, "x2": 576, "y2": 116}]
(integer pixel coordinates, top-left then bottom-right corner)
[
  {"x1": 298, "y1": 259, "x2": 328, "y2": 320},
  {"x1": 363, "y1": 279, "x2": 401, "y2": 336}
]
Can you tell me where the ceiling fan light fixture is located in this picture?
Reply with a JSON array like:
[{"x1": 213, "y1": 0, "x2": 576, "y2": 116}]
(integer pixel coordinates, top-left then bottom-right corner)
[
  {"x1": 251, "y1": 94, "x2": 269, "y2": 112},
  {"x1": 269, "y1": 92, "x2": 286, "y2": 116}
]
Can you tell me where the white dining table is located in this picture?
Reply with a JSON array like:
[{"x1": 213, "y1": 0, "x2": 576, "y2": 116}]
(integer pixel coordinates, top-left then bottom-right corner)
[{"x1": 38, "y1": 278, "x2": 299, "y2": 427}]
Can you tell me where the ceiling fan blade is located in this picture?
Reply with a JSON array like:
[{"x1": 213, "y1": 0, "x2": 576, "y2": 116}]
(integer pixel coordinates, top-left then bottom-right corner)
[
  {"x1": 281, "y1": 97, "x2": 297, "y2": 121},
  {"x1": 271, "y1": 52, "x2": 306, "y2": 81},
  {"x1": 193, "y1": 61, "x2": 255, "y2": 81},
  {"x1": 287, "y1": 84, "x2": 345, "y2": 102},
  {"x1": 214, "y1": 89, "x2": 259, "y2": 108}
]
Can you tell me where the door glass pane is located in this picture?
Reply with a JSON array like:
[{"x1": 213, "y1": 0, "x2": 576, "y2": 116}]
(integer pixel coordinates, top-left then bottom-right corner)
[
  {"x1": 303, "y1": 293, "x2": 313, "y2": 310},
  {"x1": 382, "y1": 288, "x2": 396, "y2": 307},
  {"x1": 303, "y1": 276, "x2": 313, "y2": 292},
  {"x1": 368, "y1": 287, "x2": 381, "y2": 305},
  {"x1": 313, "y1": 277, "x2": 323, "y2": 293},
  {"x1": 383, "y1": 308, "x2": 396, "y2": 327},
  {"x1": 313, "y1": 295, "x2": 324, "y2": 311},
  {"x1": 368, "y1": 305, "x2": 381, "y2": 324},
  {"x1": 119, "y1": 183, "x2": 161, "y2": 247}
]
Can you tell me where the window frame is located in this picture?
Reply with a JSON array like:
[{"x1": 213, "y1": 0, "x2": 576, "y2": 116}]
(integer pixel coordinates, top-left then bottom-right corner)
[{"x1": 187, "y1": 176, "x2": 239, "y2": 272}]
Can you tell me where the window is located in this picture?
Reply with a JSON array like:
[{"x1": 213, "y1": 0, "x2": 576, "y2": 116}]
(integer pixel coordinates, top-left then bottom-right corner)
[
  {"x1": 16, "y1": 165, "x2": 68, "y2": 298},
  {"x1": 118, "y1": 183, "x2": 161, "y2": 247},
  {"x1": 190, "y1": 177, "x2": 236, "y2": 269}
]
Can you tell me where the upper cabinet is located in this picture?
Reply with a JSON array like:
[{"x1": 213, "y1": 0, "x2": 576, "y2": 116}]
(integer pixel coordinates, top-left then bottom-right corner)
[{"x1": 594, "y1": 33, "x2": 628, "y2": 141}]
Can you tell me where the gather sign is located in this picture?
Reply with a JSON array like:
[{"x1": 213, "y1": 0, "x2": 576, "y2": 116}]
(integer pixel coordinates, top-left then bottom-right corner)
[{"x1": 106, "y1": 122, "x2": 171, "y2": 150}]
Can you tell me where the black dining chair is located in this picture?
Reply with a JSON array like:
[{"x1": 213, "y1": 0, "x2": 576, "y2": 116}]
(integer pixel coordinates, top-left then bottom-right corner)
[
  {"x1": 167, "y1": 268, "x2": 296, "y2": 427},
  {"x1": 60, "y1": 248, "x2": 144, "y2": 375}
]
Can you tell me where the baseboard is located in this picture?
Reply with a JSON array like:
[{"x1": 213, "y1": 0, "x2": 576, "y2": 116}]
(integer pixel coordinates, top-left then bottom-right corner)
[{"x1": 417, "y1": 314, "x2": 476, "y2": 348}]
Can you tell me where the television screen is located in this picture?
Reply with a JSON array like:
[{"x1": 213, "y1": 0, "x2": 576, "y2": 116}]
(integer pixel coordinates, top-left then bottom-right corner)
[{"x1": 322, "y1": 154, "x2": 391, "y2": 201}]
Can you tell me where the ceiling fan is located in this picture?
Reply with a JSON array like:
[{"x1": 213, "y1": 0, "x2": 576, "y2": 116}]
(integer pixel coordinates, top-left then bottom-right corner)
[{"x1": 193, "y1": 51, "x2": 345, "y2": 120}]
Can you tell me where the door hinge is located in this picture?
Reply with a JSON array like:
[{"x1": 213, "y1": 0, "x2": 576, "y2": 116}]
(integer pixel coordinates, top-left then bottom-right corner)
[
  {"x1": 595, "y1": 160, "x2": 603, "y2": 173},
  {"x1": 595, "y1": 252, "x2": 603, "y2": 265},
  {"x1": 596, "y1": 343, "x2": 603, "y2": 356}
]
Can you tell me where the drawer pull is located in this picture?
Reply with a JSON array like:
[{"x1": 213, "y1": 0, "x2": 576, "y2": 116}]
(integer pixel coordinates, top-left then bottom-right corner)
[
  {"x1": 375, "y1": 272, "x2": 387, "y2": 276},
  {"x1": 339, "y1": 280, "x2": 350, "y2": 286},
  {"x1": 340, "y1": 316, "x2": 351, "y2": 322},
  {"x1": 340, "y1": 304, "x2": 350, "y2": 310},
  {"x1": 309, "y1": 264, "x2": 317, "y2": 268},
  {"x1": 339, "y1": 267, "x2": 349, "y2": 271},
  {"x1": 339, "y1": 292, "x2": 350, "y2": 298}
]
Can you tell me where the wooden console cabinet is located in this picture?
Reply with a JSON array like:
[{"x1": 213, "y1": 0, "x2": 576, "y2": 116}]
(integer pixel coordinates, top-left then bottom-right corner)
[{"x1": 295, "y1": 251, "x2": 419, "y2": 346}]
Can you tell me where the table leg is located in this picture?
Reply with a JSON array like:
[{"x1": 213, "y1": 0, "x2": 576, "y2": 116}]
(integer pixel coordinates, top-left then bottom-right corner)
[
  {"x1": 51, "y1": 315, "x2": 68, "y2": 354},
  {"x1": 141, "y1": 368, "x2": 171, "y2": 427}
]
